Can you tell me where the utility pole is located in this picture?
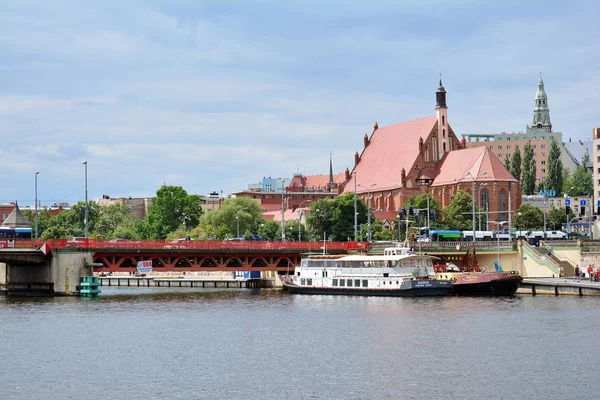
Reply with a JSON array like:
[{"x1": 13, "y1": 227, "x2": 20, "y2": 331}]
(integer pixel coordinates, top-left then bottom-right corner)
[
  {"x1": 34, "y1": 171, "x2": 39, "y2": 240},
  {"x1": 281, "y1": 180, "x2": 286, "y2": 241},
  {"x1": 353, "y1": 172, "x2": 358, "y2": 241},
  {"x1": 83, "y1": 161, "x2": 88, "y2": 239}
]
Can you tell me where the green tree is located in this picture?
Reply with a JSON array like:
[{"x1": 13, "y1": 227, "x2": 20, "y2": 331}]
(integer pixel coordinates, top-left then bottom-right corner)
[
  {"x1": 40, "y1": 201, "x2": 100, "y2": 239},
  {"x1": 513, "y1": 203, "x2": 544, "y2": 230},
  {"x1": 94, "y1": 204, "x2": 140, "y2": 239},
  {"x1": 547, "y1": 206, "x2": 574, "y2": 231},
  {"x1": 196, "y1": 197, "x2": 264, "y2": 239},
  {"x1": 504, "y1": 153, "x2": 512, "y2": 171},
  {"x1": 306, "y1": 193, "x2": 367, "y2": 241},
  {"x1": 521, "y1": 141, "x2": 536, "y2": 195},
  {"x1": 22, "y1": 208, "x2": 53, "y2": 238},
  {"x1": 257, "y1": 221, "x2": 281, "y2": 241},
  {"x1": 546, "y1": 138, "x2": 563, "y2": 195},
  {"x1": 564, "y1": 151, "x2": 592, "y2": 197},
  {"x1": 371, "y1": 220, "x2": 394, "y2": 240},
  {"x1": 510, "y1": 145, "x2": 522, "y2": 181},
  {"x1": 145, "y1": 186, "x2": 203, "y2": 239},
  {"x1": 442, "y1": 191, "x2": 475, "y2": 230}
]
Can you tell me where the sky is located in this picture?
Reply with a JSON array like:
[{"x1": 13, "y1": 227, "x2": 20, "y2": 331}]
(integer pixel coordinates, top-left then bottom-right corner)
[{"x1": 0, "y1": 0, "x2": 598, "y2": 207}]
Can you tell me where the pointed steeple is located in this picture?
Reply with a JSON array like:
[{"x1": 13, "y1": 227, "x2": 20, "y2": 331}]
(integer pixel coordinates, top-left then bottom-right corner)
[
  {"x1": 436, "y1": 76, "x2": 447, "y2": 109},
  {"x1": 328, "y1": 151, "x2": 334, "y2": 187},
  {"x1": 531, "y1": 74, "x2": 552, "y2": 132}
]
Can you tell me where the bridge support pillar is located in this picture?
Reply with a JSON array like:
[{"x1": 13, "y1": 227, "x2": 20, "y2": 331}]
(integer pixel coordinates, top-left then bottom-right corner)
[{"x1": 51, "y1": 251, "x2": 94, "y2": 296}]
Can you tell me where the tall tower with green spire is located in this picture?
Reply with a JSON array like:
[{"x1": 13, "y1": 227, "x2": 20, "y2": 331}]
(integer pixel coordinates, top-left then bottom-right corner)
[{"x1": 528, "y1": 74, "x2": 552, "y2": 133}]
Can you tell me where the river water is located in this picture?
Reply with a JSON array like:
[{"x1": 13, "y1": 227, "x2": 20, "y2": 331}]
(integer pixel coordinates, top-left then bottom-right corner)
[{"x1": 1, "y1": 288, "x2": 599, "y2": 400}]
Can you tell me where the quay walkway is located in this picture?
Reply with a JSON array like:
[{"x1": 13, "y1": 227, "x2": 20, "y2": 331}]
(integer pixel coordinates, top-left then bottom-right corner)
[{"x1": 519, "y1": 278, "x2": 600, "y2": 296}]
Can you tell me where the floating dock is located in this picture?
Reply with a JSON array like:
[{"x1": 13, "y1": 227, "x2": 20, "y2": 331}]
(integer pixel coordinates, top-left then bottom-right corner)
[
  {"x1": 98, "y1": 277, "x2": 264, "y2": 289},
  {"x1": 519, "y1": 278, "x2": 600, "y2": 296}
]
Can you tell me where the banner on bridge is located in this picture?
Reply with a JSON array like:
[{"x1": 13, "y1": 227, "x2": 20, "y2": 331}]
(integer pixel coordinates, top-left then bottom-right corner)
[{"x1": 137, "y1": 260, "x2": 153, "y2": 273}]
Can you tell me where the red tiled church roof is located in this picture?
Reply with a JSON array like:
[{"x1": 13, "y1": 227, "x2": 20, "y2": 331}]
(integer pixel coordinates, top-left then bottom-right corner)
[
  {"x1": 432, "y1": 146, "x2": 518, "y2": 186},
  {"x1": 344, "y1": 115, "x2": 438, "y2": 194},
  {"x1": 305, "y1": 173, "x2": 345, "y2": 188}
]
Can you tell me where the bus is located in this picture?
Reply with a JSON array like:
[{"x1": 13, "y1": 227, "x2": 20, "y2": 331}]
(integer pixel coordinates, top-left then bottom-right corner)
[{"x1": 0, "y1": 227, "x2": 32, "y2": 239}]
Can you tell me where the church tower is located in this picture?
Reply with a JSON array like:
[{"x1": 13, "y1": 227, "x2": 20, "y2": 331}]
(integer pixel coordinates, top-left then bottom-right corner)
[
  {"x1": 435, "y1": 78, "x2": 449, "y2": 158},
  {"x1": 530, "y1": 74, "x2": 552, "y2": 133}
]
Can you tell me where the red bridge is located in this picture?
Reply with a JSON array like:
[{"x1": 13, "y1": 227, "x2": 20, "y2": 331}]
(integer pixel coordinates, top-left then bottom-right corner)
[{"x1": 5, "y1": 239, "x2": 369, "y2": 273}]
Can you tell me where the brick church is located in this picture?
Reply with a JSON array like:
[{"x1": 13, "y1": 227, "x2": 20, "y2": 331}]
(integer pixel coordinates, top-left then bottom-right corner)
[{"x1": 343, "y1": 80, "x2": 521, "y2": 224}]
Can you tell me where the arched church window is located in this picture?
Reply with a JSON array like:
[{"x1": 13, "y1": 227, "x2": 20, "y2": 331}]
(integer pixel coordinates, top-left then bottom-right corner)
[
  {"x1": 443, "y1": 142, "x2": 447, "y2": 152},
  {"x1": 498, "y1": 190, "x2": 507, "y2": 222},
  {"x1": 442, "y1": 116, "x2": 445, "y2": 126},
  {"x1": 443, "y1": 129, "x2": 446, "y2": 138}
]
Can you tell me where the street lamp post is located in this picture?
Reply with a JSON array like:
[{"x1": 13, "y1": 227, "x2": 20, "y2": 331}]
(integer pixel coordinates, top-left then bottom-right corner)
[
  {"x1": 491, "y1": 221, "x2": 508, "y2": 267},
  {"x1": 83, "y1": 161, "x2": 88, "y2": 239},
  {"x1": 466, "y1": 171, "x2": 487, "y2": 242},
  {"x1": 565, "y1": 187, "x2": 574, "y2": 237},
  {"x1": 478, "y1": 183, "x2": 487, "y2": 231},
  {"x1": 353, "y1": 172, "x2": 358, "y2": 241},
  {"x1": 358, "y1": 183, "x2": 377, "y2": 242},
  {"x1": 34, "y1": 171, "x2": 39, "y2": 240},
  {"x1": 236, "y1": 215, "x2": 240, "y2": 238}
]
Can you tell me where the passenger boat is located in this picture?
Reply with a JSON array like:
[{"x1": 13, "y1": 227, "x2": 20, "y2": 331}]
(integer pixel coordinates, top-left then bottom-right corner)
[{"x1": 281, "y1": 249, "x2": 452, "y2": 297}]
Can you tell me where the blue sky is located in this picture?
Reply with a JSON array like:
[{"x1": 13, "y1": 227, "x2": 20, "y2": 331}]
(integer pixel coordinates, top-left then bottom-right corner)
[{"x1": 1, "y1": 0, "x2": 598, "y2": 207}]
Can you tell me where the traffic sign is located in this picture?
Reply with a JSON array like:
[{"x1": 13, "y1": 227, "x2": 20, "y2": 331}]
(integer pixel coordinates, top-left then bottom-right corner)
[
  {"x1": 580, "y1": 200, "x2": 587, "y2": 206},
  {"x1": 565, "y1": 199, "x2": 571, "y2": 206}
]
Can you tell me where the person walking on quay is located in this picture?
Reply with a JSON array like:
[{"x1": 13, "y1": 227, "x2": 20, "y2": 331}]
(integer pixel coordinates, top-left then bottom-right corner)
[
  {"x1": 575, "y1": 265, "x2": 580, "y2": 282},
  {"x1": 588, "y1": 265, "x2": 595, "y2": 282}
]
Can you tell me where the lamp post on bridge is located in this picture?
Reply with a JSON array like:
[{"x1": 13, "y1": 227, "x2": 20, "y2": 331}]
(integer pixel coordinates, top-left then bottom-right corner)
[
  {"x1": 34, "y1": 171, "x2": 39, "y2": 240},
  {"x1": 466, "y1": 171, "x2": 487, "y2": 242},
  {"x1": 83, "y1": 161, "x2": 88, "y2": 239}
]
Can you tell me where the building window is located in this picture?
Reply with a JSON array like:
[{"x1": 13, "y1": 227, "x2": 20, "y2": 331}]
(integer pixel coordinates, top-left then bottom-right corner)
[
  {"x1": 442, "y1": 115, "x2": 445, "y2": 125},
  {"x1": 507, "y1": 145, "x2": 511, "y2": 150},
  {"x1": 542, "y1": 169, "x2": 546, "y2": 173},
  {"x1": 541, "y1": 152, "x2": 545, "y2": 157},
  {"x1": 498, "y1": 154, "x2": 503, "y2": 158},
  {"x1": 533, "y1": 145, "x2": 537, "y2": 149},
  {"x1": 489, "y1": 146, "x2": 494, "y2": 150},
  {"x1": 443, "y1": 142, "x2": 447, "y2": 152},
  {"x1": 498, "y1": 190, "x2": 507, "y2": 222},
  {"x1": 443, "y1": 128, "x2": 446, "y2": 138},
  {"x1": 498, "y1": 146, "x2": 502, "y2": 150},
  {"x1": 597, "y1": 144, "x2": 600, "y2": 151},
  {"x1": 541, "y1": 144, "x2": 545, "y2": 148},
  {"x1": 541, "y1": 161, "x2": 546, "y2": 165}
]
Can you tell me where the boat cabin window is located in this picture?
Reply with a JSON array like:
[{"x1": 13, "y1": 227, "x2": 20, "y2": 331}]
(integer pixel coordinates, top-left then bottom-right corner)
[
  {"x1": 339, "y1": 280, "x2": 345, "y2": 287},
  {"x1": 347, "y1": 279, "x2": 353, "y2": 287},
  {"x1": 354, "y1": 279, "x2": 360, "y2": 287},
  {"x1": 383, "y1": 273, "x2": 389, "y2": 278},
  {"x1": 362, "y1": 280, "x2": 368, "y2": 287},
  {"x1": 307, "y1": 279, "x2": 312, "y2": 286},
  {"x1": 333, "y1": 279, "x2": 338, "y2": 287},
  {"x1": 301, "y1": 278, "x2": 306, "y2": 285}
]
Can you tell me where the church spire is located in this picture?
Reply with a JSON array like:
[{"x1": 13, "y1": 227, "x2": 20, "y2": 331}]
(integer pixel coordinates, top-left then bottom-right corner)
[
  {"x1": 531, "y1": 74, "x2": 552, "y2": 132},
  {"x1": 328, "y1": 151, "x2": 334, "y2": 187},
  {"x1": 436, "y1": 75, "x2": 447, "y2": 109}
]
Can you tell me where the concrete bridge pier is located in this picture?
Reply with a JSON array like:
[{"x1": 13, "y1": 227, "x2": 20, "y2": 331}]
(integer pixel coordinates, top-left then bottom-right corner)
[{"x1": 0, "y1": 250, "x2": 93, "y2": 296}]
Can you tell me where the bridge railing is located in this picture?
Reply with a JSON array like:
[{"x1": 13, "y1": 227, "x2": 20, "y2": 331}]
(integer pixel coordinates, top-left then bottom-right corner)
[{"x1": 7, "y1": 239, "x2": 370, "y2": 252}]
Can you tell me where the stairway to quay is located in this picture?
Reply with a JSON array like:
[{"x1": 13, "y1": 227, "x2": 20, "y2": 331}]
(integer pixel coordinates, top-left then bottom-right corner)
[{"x1": 2, "y1": 238, "x2": 600, "y2": 296}]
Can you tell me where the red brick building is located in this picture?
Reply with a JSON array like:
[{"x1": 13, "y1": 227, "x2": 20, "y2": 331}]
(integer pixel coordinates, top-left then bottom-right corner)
[{"x1": 344, "y1": 80, "x2": 521, "y2": 223}]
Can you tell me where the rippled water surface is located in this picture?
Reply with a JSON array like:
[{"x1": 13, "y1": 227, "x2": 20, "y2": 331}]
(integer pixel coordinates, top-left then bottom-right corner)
[{"x1": 1, "y1": 288, "x2": 599, "y2": 400}]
